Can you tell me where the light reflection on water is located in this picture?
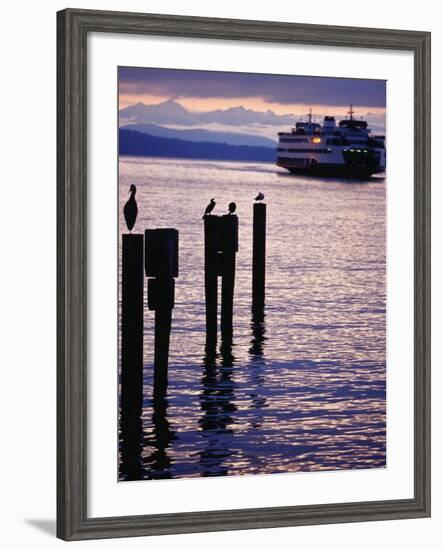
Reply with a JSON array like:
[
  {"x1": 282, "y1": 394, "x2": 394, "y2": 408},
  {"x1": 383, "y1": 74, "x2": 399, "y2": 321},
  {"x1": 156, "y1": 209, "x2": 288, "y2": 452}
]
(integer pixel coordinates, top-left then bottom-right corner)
[{"x1": 118, "y1": 156, "x2": 386, "y2": 481}]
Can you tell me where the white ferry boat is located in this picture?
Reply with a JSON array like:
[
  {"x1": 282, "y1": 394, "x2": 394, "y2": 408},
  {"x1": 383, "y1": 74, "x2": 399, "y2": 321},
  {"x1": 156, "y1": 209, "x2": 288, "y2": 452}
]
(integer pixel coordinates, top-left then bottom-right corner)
[{"x1": 276, "y1": 106, "x2": 386, "y2": 178}]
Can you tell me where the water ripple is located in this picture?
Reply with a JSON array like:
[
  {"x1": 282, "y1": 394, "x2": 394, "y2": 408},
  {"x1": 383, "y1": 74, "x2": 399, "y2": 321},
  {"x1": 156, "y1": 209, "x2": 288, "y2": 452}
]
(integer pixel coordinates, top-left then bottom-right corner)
[{"x1": 118, "y1": 157, "x2": 386, "y2": 481}]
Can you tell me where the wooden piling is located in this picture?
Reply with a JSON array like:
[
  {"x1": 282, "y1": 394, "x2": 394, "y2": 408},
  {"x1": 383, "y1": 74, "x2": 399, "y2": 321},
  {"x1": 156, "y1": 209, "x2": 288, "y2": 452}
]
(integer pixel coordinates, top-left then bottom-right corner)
[
  {"x1": 120, "y1": 234, "x2": 144, "y2": 475},
  {"x1": 220, "y1": 214, "x2": 238, "y2": 344},
  {"x1": 148, "y1": 277, "x2": 174, "y2": 398},
  {"x1": 121, "y1": 234, "x2": 144, "y2": 419},
  {"x1": 252, "y1": 202, "x2": 266, "y2": 311},
  {"x1": 153, "y1": 308, "x2": 172, "y2": 398},
  {"x1": 145, "y1": 229, "x2": 178, "y2": 398},
  {"x1": 204, "y1": 216, "x2": 219, "y2": 349}
]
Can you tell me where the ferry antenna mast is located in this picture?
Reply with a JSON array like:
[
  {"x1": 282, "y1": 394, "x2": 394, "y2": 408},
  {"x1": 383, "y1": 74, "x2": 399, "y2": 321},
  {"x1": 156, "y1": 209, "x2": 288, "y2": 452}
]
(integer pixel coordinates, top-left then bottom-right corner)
[{"x1": 348, "y1": 104, "x2": 354, "y2": 120}]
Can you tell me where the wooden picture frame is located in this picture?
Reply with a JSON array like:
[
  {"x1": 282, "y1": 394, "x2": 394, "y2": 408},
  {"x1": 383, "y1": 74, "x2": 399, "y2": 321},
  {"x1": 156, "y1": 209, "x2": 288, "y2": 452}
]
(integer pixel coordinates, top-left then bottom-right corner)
[{"x1": 57, "y1": 8, "x2": 431, "y2": 541}]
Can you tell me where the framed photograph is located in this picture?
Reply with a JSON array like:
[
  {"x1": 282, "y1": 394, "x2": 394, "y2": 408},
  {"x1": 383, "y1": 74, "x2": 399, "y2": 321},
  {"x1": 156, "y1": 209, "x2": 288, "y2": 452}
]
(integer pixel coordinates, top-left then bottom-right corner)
[{"x1": 57, "y1": 8, "x2": 431, "y2": 541}]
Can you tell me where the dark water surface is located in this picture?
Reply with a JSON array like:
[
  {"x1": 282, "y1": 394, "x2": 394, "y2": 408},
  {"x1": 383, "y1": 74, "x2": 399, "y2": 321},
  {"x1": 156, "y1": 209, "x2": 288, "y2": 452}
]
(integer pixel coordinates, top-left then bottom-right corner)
[{"x1": 118, "y1": 156, "x2": 386, "y2": 481}]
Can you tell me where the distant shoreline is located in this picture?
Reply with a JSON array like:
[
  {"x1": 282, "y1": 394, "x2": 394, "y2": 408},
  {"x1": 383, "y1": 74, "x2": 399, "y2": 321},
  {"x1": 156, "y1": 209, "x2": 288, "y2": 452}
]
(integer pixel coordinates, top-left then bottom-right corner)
[
  {"x1": 119, "y1": 129, "x2": 276, "y2": 164},
  {"x1": 118, "y1": 153, "x2": 275, "y2": 165}
]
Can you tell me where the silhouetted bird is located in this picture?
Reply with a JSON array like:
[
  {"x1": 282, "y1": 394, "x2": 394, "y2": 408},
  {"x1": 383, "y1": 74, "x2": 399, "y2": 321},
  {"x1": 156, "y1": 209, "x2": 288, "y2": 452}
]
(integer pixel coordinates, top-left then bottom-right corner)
[
  {"x1": 255, "y1": 192, "x2": 265, "y2": 201},
  {"x1": 228, "y1": 202, "x2": 237, "y2": 215},
  {"x1": 124, "y1": 184, "x2": 138, "y2": 232},
  {"x1": 202, "y1": 198, "x2": 216, "y2": 218}
]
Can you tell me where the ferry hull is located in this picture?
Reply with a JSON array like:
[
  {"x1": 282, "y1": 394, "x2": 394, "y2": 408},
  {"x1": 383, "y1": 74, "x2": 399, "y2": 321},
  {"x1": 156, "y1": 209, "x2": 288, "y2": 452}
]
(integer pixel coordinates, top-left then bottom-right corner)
[{"x1": 277, "y1": 161, "x2": 383, "y2": 179}]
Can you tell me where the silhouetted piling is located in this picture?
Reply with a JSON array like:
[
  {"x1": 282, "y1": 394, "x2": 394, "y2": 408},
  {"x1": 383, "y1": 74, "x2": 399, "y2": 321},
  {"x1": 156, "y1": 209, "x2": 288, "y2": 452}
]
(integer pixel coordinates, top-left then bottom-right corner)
[
  {"x1": 220, "y1": 214, "x2": 238, "y2": 344},
  {"x1": 204, "y1": 216, "x2": 220, "y2": 349},
  {"x1": 146, "y1": 229, "x2": 178, "y2": 398},
  {"x1": 120, "y1": 234, "x2": 144, "y2": 474},
  {"x1": 121, "y1": 234, "x2": 144, "y2": 418},
  {"x1": 252, "y1": 202, "x2": 266, "y2": 311}
]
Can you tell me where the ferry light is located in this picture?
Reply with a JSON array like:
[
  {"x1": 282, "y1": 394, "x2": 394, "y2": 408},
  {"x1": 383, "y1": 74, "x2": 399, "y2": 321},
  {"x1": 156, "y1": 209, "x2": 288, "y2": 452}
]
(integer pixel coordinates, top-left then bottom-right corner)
[{"x1": 311, "y1": 137, "x2": 321, "y2": 144}]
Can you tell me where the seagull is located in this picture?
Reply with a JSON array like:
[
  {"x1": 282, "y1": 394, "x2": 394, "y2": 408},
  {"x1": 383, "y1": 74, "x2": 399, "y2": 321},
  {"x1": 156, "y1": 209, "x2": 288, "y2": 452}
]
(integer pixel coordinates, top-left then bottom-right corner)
[
  {"x1": 255, "y1": 192, "x2": 265, "y2": 201},
  {"x1": 202, "y1": 198, "x2": 216, "y2": 218},
  {"x1": 228, "y1": 202, "x2": 237, "y2": 215},
  {"x1": 123, "y1": 184, "x2": 138, "y2": 233}
]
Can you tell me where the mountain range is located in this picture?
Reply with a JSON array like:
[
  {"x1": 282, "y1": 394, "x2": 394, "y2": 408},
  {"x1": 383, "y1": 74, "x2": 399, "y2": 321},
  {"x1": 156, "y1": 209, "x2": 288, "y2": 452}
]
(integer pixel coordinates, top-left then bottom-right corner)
[{"x1": 119, "y1": 99, "x2": 294, "y2": 128}]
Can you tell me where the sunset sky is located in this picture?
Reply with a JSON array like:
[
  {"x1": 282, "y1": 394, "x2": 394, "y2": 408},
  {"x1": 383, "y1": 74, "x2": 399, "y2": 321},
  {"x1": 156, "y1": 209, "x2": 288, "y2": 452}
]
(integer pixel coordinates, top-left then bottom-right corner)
[{"x1": 119, "y1": 67, "x2": 386, "y2": 140}]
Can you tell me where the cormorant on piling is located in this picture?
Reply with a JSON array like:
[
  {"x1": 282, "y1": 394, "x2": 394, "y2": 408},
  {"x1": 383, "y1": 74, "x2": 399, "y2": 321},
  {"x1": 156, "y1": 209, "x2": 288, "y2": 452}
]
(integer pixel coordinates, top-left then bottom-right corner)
[
  {"x1": 255, "y1": 192, "x2": 265, "y2": 201},
  {"x1": 228, "y1": 202, "x2": 237, "y2": 215},
  {"x1": 123, "y1": 184, "x2": 138, "y2": 233},
  {"x1": 202, "y1": 198, "x2": 216, "y2": 218}
]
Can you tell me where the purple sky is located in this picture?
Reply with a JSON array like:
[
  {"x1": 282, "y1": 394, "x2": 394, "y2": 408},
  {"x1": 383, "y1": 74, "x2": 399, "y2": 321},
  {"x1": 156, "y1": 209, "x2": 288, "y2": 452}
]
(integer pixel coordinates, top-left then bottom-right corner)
[{"x1": 119, "y1": 67, "x2": 386, "y2": 138}]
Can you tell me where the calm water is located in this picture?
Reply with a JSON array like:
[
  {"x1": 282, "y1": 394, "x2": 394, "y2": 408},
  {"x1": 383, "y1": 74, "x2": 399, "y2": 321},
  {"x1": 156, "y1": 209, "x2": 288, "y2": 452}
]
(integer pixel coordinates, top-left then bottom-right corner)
[{"x1": 118, "y1": 156, "x2": 386, "y2": 481}]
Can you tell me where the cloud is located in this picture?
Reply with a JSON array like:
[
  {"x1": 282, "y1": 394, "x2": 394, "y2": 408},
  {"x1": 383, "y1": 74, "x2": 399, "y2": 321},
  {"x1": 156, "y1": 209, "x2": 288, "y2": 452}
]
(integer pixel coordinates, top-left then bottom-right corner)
[{"x1": 119, "y1": 67, "x2": 386, "y2": 108}]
